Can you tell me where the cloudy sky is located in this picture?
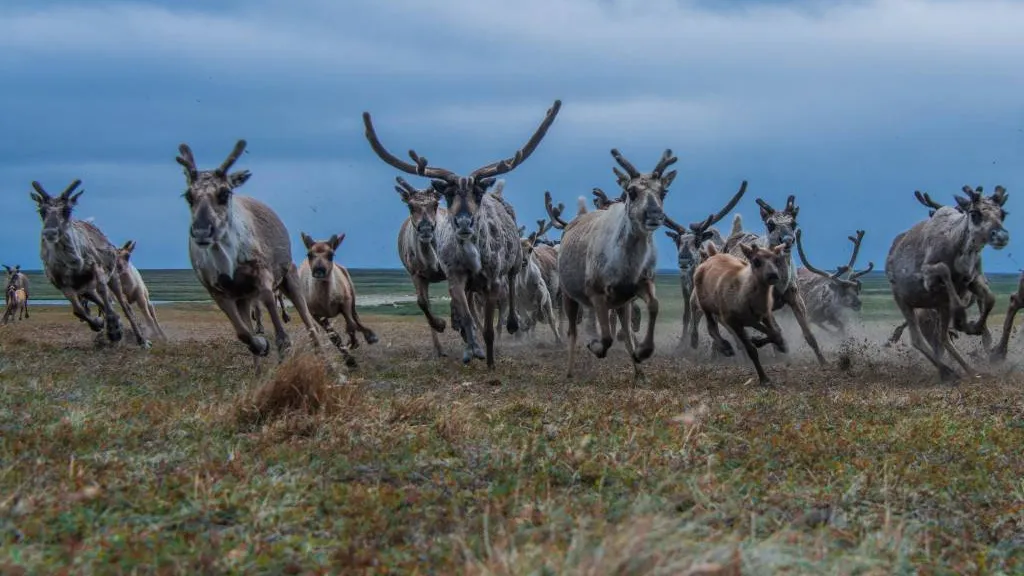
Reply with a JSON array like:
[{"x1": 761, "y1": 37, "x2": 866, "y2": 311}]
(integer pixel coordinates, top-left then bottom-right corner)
[{"x1": 3, "y1": 0, "x2": 1024, "y2": 272}]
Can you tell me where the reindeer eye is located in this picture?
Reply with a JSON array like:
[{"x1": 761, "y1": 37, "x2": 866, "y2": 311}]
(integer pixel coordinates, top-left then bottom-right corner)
[
  {"x1": 766, "y1": 222, "x2": 776, "y2": 232},
  {"x1": 970, "y1": 210, "x2": 982, "y2": 224},
  {"x1": 217, "y1": 187, "x2": 231, "y2": 205},
  {"x1": 183, "y1": 190, "x2": 194, "y2": 205},
  {"x1": 752, "y1": 259, "x2": 762, "y2": 268}
]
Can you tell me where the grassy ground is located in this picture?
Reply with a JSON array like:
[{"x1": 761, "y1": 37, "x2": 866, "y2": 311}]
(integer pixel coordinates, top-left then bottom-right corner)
[{"x1": 2, "y1": 304, "x2": 1024, "y2": 574}]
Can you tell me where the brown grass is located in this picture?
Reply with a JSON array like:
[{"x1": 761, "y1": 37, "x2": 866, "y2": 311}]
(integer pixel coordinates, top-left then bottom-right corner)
[{"x1": 1, "y1": 304, "x2": 1024, "y2": 573}]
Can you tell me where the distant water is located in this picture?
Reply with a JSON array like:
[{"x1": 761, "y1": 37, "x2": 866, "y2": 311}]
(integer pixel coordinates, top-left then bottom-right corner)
[{"x1": 8, "y1": 268, "x2": 1024, "y2": 322}]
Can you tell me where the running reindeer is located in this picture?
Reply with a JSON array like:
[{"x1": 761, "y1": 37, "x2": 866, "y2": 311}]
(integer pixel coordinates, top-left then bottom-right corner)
[
  {"x1": 3, "y1": 265, "x2": 29, "y2": 319},
  {"x1": 362, "y1": 99, "x2": 562, "y2": 368},
  {"x1": 393, "y1": 176, "x2": 453, "y2": 357},
  {"x1": 692, "y1": 241, "x2": 790, "y2": 386},
  {"x1": 545, "y1": 148, "x2": 675, "y2": 379},
  {"x1": 298, "y1": 232, "x2": 379, "y2": 367},
  {"x1": 513, "y1": 218, "x2": 560, "y2": 342},
  {"x1": 722, "y1": 194, "x2": 827, "y2": 366},
  {"x1": 794, "y1": 229, "x2": 874, "y2": 336},
  {"x1": 176, "y1": 139, "x2": 324, "y2": 368},
  {"x1": 2, "y1": 285, "x2": 27, "y2": 324},
  {"x1": 114, "y1": 240, "x2": 168, "y2": 341},
  {"x1": 886, "y1": 184, "x2": 1009, "y2": 381},
  {"x1": 661, "y1": 180, "x2": 748, "y2": 348},
  {"x1": 886, "y1": 190, "x2": 987, "y2": 350},
  {"x1": 30, "y1": 179, "x2": 150, "y2": 347}
]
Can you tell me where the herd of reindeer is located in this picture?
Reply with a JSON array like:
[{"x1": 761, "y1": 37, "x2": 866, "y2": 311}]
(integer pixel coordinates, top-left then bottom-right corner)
[{"x1": 4, "y1": 99, "x2": 1024, "y2": 386}]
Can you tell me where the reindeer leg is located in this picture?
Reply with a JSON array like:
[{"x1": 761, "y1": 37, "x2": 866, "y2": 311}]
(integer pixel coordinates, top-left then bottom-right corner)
[
  {"x1": 64, "y1": 288, "x2": 104, "y2": 332},
  {"x1": 319, "y1": 316, "x2": 357, "y2": 367},
  {"x1": 410, "y1": 275, "x2": 446, "y2": 357},
  {"x1": 634, "y1": 278, "x2": 659, "y2": 362},
  {"x1": 689, "y1": 292, "x2": 703, "y2": 350},
  {"x1": 937, "y1": 305, "x2": 973, "y2": 376},
  {"x1": 145, "y1": 299, "x2": 168, "y2": 341},
  {"x1": 349, "y1": 305, "x2": 379, "y2": 345},
  {"x1": 251, "y1": 303, "x2": 265, "y2": 335},
  {"x1": 90, "y1": 269, "x2": 127, "y2": 344},
  {"x1": 338, "y1": 303, "x2": 360, "y2": 350},
  {"x1": 896, "y1": 301, "x2": 958, "y2": 382},
  {"x1": 258, "y1": 281, "x2": 292, "y2": 361},
  {"x1": 278, "y1": 264, "x2": 326, "y2": 354},
  {"x1": 564, "y1": 295, "x2": 582, "y2": 378},
  {"x1": 585, "y1": 294, "x2": 615, "y2": 359},
  {"x1": 212, "y1": 294, "x2": 270, "y2": 358},
  {"x1": 615, "y1": 304, "x2": 644, "y2": 383},
  {"x1": 961, "y1": 275, "x2": 995, "y2": 348},
  {"x1": 450, "y1": 278, "x2": 484, "y2": 364},
  {"x1": 505, "y1": 269, "x2": 520, "y2": 336},
  {"x1": 992, "y1": 294, "x2": 1022, "y2": 362},
  {"x1": 484, "y1": 285, "x2": 500, "y2": 370},
  {"x1": 277, "y1": 291, "x2": 291, "y2": 324},
  {"x1": 780, "y1": 287, "x2": 826, "y2": 365},
  {"x1": 886, "y1": 322, "x2": 908, "y2": 347},
  {"x1": 730, "y1": 321, "x2": 773, "y2": 386},
  {"x1": 543, "y1": 293, "x2": 561, "y2": 344},
  {"x1": 680, "y1": 281, "x2": 692, "y2": 348},
  {"x1": 702, "y1": 311, "x2": 735, "y2": 357}
]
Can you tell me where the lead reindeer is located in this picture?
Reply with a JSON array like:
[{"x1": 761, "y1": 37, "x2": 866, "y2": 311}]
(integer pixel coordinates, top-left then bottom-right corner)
[
  {"x1": 692, "y1": 242, "x2": 791, "y2": 385},
  {"x1": 722, "y1": 195, "x2": 827, "y2": 366},
  {"x1": 298, "y1": 231, "x2": 379, "y2": 367},
  {"x1": 3, "y1": 265, "x2": 29, "y2": 319},
  {"x1": 886, "y1": 184, "x2": 1009, "y2": 381},
  {"x1": 661, "y1": 180, "x2": 749, "y2": 348},
  {"x1": 114, "y1": 240, "x2": 168, "y2": 341},
  {"x1": 546, "y1": 148, "x2": 676, "y2": 380},
  {"x1": 175, "y1": 139, "x2": 324, "y2": 369},
  {"x1": 794, "y1": 229, "x2": 874, "y2": 336},
  {"x1": 29, "y1": 179, "x2": 150, "y2": 347},
  {"x1": 362, "y1": 100, "x2": 562, "y2": 367}
]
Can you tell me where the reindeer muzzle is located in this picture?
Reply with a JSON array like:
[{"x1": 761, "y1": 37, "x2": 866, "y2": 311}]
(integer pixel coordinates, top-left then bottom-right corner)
[
  {"x1": 190, "y1": 224, "x2": 215, "y2": 246},
  {"x1": 990, "y1": 228, "x2": 1010, "y2": 249},
  {"x1": 312, "y1": 267, "x2": 329, "y2": 279},
  {"x1": 454, "y1": 216, "x2": 474, "y2": 239},
  {"x1": 41, "y1": 229, "x2": 59, "y2": 243},
  {"x1": 780, "y1": 235, "x2": 795, "y2": 249},
  {"x1": 766, "y1": 271, "x2": 781, "y2": 285},
  {"x1": 416, "y1": 221, "x2": 435, "y2": 242},
  {"x1": 643, "y1": 209, "x2": 665, "y2": 231}
]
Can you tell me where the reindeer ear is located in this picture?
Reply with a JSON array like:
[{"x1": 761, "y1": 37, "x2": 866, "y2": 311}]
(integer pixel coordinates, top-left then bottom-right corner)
[
  {"x1": 121, "y1": 240, "x2": 136, "y2": 253},
  {"x1": 701, "y1": 230, "x2": 716, "y2": 242},
  {"x1": 228, "y1": 170, "x2": 252, "y2": 188},
  {"x1": 300, "y1": 232, "x2": 315, "y2": 250},
  {"x1": 954, "y1": 195, "x2": 972, "y2": 210},
  {"x1": 394, "y1": 186, "x2": 411, "y2": 203},
  {"x1": 661, "y1": 170, "x2": 677, "y2": 190},
  {"x1": 665, "y1": 230, "x2": 680, "y2": 243},
  {"x1": 331, "y1": 234, "x2": 345, "y2": 250},
  {"x1": 740, "y1": 243, "x2": 755, "y2": 258}
]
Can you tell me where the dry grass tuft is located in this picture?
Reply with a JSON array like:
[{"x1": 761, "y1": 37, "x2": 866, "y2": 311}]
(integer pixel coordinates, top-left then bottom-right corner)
[{"x1": 235, "y1": 351, "x2": 335, "y2": 427}]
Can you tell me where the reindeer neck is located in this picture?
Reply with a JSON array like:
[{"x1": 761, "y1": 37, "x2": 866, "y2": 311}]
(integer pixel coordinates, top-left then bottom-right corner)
[
  {"x1": 610, "y1": 204, "x2": 653, "y2": 250},
  {"x1": 742, "y1": 270, "x2": 775, "y2": 317}
]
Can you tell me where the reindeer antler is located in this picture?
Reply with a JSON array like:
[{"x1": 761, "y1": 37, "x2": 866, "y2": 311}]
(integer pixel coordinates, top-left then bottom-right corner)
[
  {"x1": 176, "y1": 144, "x2": 199, "y2": 182},
  {"x1": 362, "y1": 114, "x2": 458, "y2": 181},
  {"x1": 795, "y1": 229, "x2": 859, "y2": 287},
  {"x1": 394, "y1": 176, "x2": 424, "y2": 197},
  {"x1": 755, "y1": 198, "x2": 776, "y2": 215},
  {"x1": 544, "y1": 191, "x2": 568, "y2": 230},
  {"x1": 913, "y1": 190, "x2": 944, "y2": 214},
  {"x1": 651, "y1": 149, "x2": 678, "y2": 178},
  {"x1": 534, "y1": 218, "x2": 554, "y2": 240},
  {"x1": 470, "y1": 100, "x2": 562, "y2": 179},
  {"x1": 591, "y1": 187, "x2": 625, "y2": 210},
  {"x1": 610, "y1": 149, "x2": 640, "y2": 179},
  {"x1": 844, "y1": 229, "x2": 875, "y2": 280},
  {"x1": 689, "y1": 180, "x2": 750, "y2": 235}
]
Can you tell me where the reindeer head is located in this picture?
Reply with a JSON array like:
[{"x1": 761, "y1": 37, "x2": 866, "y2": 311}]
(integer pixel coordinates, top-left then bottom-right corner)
[
  {"x1": 741, "y1": 242, "x2": 788, "y2": 289},
  {"x1": 755, "y1": 195, "x2": 799, "y2": 251},
  {"x1": 664, "y1": 180, "x2": 749, "y2": 279},
  {"x1": 301, "y1": 232, "x2": 344, "y2": 280},
  {"x1": 954, "y1": 185, "x2": 1009, "y2": 249},
  {"x1": 796, "y1": 229, "x2": 874, "y2": 312},
  {"x1": 29, "y1": 179, "x2": 84, "y2": 245},
  {"x1": 363, "y1": 100, "x2": 561, "y2": 242},
  {"x1": 394, "y1": 177, "x2": 443, "y2": 244},
  {"x1": 518, "y1": 218, "x2": 553, "y2": 271},
  {"x1": 609, "y1": 149, "x2": 676, "y2": 233},
  {"x1": 115, "y1": 240, "x2": 137, "y2": 276},
  {"x1": 175, "y1": 140, "x2": 251, "y2": 248}
]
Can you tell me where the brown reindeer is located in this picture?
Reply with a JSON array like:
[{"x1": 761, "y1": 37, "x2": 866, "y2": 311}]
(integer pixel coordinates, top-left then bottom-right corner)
[
  {"x1": 2, "y1": 286, "x2": 27, "y2": 324},
  {"x1": 991, "y1": 270, "x2": 1024, "y2": 361},
  {"x1": 794, "y1": 229, "x2": 874, "y2": 336},
  {"x1": 114, "y1": 240, "x2": 168, "y2": 341},
  {"x1": 511, "y1": 219, "x2": 560, "y2": 342},
  {"x1": 30, "y1": 179, "x2": 150, "y2": 347},
  {"x1": 176, "y1": 139, "x2": 324, "y2": 368},
  {"x1": 546, "y1": 148, "x2": 676, "y2": 380},
  {"x1": 3, "y1": 265, "x2": 29, "y2": 319},
  {"x1": 886, "y1": 185, "x2": 1008, "y2": 381},
  {"x1": 362, "y1": 100, "x2": 562, "y2": 368},
  {"x1": 660, "y1": 180, "x2": 749, "y2": 349},
  {"x1": 298, "y1": 232, "x2": 379, "y2": 367},
  {"x1": 692, "y1": 242, "x2": 790, "y2": 386},
  {"x1": 723, "y1": 195, "x2": 827, "y2": 366}
]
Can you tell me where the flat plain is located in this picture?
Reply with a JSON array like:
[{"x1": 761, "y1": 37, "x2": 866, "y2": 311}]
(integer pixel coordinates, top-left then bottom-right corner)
[{"x1": 2, "y1": 270, "x2": 1024, "y2": 574}]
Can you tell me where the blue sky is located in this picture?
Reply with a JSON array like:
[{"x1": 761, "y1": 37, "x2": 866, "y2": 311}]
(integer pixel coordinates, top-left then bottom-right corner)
[{"x1": 3, "y1": 0, "x2": 1024, "y2": 272}]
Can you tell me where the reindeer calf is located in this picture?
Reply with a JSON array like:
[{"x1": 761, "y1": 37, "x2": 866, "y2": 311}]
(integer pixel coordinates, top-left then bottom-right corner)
[
  {"x1": 114, "y1": 241, "x2": 168, "y2": 341},
  {"x1": 692, "y1": 243, "x2": 790, "y2": 386},
  {"x1": 298, "y1": 232, "x2": 378, "y2": 366},
  {"x1": 2, "y1": 287, "x2": 27, "y2": 324}
]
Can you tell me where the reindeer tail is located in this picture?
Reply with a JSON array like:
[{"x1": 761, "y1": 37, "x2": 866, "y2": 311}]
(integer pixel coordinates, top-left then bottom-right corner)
[
  {"x1": 730, "y1": 214, "x2": 743, "y2": 236},
  {"x1": 576, "y1": 197, "x2": 588, "y2": 217}
]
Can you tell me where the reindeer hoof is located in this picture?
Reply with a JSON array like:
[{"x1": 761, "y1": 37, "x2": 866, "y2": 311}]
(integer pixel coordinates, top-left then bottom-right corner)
[
  {"x1": 462, "y1": 349, "x2": 474, "y2": 364},
  {"x1": 344, "y1": 355, "x2": 358, "y2": 368},
  {"x1": 990, "y1": 349, "x2": 1007, "y2": 363},
  {"x1": 139, "y1": 338, "x2": 152, "y2": 350},
  {"x1": 507, "y1": 314, "x2": 520, "y2": 335},
  {"x1": 107, "y1": 323, "x2": 123, "y2": 343},
  {"x1": 365, "y1": 332, "x2": 379, "y2": 345},
  {"x1": 634, "y1": 345, "x2": 654, "y2": 361},
  {"x1": 251, "y1": 336, "x2": 270, "y2": 357},
  {"x1": 586, "y1": 339, "x2": 609, "y2": 358},
  {"x1": 715, "y1": 342, "x2": 735, "y2": 357},
  {"x1": 430, "y1": 318, "x2": 446, "y2": 333},
  {"x1": 938, "y1": 366, "x2": 959, "y2": 383},
  {"x1": 349, "y1": 338, "x2": 360, "y2": 350},
  {"x1": 759, "y1": 378, "x2": 776, "y2": 388}
]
